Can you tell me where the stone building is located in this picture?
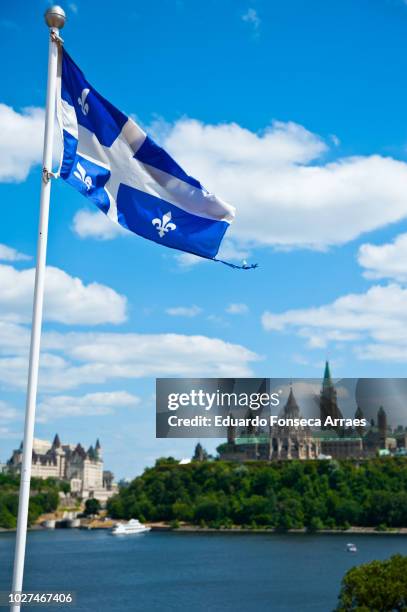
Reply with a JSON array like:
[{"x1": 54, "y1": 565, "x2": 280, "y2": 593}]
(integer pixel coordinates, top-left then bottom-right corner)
[
  {"x1": 218, "y1": 363, "x2": 404, "y2": 462},
  {"x1": 269, "y1": 387, "x2": 320, "y2": 460},
  {"x1": 8, "y1": 434, "x2": 117, "y2": 502},
  {"x1": 319, "y1": 361, "x2": 343, "y2": 429},
  {"x1": 316, "y1": 430, "x2": 364, "y2": 459},
  {"x1": 219, "y1": 387, "x2": 320, "y2": 461}
]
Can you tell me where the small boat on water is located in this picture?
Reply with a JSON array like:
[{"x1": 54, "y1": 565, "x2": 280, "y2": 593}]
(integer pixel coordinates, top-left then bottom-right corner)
[
  {"x1": 111, "y1": 519, "x2": 151, "y2": 535},
  {"x1": 346, "y1": 542, "x2": 357, "y2": 553}
]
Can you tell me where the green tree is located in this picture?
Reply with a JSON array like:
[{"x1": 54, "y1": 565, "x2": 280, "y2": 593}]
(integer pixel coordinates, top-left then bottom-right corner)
[
  {"x1": 155, "y1": 457, "x2": 179, "y2": 466},
  {"x1": 106, "y1": 496, "x2": 125, "y2": 518},
  {"x1": 103, "y1": 458, "x2": 407, "y2": 530},
  {"x1": 335, "y1": 499, "x2": 361, "y2": 526},
  {"x1": 234, "y1": 495, "x2": 275, "y2": 526},
  {"x1": 307, "y1": 517, "x2": 324, "y2": 532},
  {"x1": 0, "y1": 505, "x2": 16, "y2": 529},
  {"x1": 172, "y1": 500, "x2": 194, "y2": 522},
  {"x1": 194, "y1": 496, "x2": 224, "y2": 524},
  {"x1": 336, "y1": 554, "x2": 407, "y2": 611},
  {"x1": 276, "y1": 495, "x2": 304, "y2": 530},
  {"x1": 84, "y1": 498, "x2": 101, "y2": 516}
]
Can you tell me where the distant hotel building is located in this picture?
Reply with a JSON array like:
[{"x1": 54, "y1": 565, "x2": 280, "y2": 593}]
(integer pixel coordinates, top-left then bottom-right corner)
[
  {"x1": 8, "y1": 435, "x2": 117, "y2": 502},
  {"x1": 218, "y1": 362, "x2": 406, "y2": 462}
]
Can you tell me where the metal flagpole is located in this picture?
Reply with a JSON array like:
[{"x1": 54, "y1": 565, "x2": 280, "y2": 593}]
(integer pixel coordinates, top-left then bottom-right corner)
[{"x1": 10, "y1": 6, "x2": 66, "y2": 611}]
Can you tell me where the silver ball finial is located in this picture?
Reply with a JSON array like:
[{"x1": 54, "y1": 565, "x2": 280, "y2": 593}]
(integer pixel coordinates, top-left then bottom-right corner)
[{"x1": 44, "y1": 5, "x2": 66, "y2": 29}]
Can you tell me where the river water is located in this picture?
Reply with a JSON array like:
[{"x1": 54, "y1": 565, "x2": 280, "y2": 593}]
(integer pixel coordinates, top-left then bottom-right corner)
[{"x1": 1, "y1": 530, "x2": 407, "y2": 611}]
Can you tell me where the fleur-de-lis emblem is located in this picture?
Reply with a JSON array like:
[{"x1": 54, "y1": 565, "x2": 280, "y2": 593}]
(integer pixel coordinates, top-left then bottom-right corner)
[
  {"x1": 152, "y1": 211, "x2": 176, "y2": 238},
  {"x1": 78, "y1": 88, "x2": 90, "y2": 115},
  {"x1": 73, "y1": 161, "x2": 92, "y2": 191}
]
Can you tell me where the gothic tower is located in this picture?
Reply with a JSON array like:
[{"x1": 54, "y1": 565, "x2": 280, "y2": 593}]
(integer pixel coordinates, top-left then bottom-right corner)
[
  {"x1": 282, "y1": 386, "x2": 301, "y2": 419},
  {"x1": 378, "y1": 406, "x2": 387, "y2": 448},
  {"x1": 319, "y1": 361, "x2": 343, "y2": 430},
  {"x1": 227, "y1": 415, "x2": 236, "y2": 445},
  {"x1": 95, "y1": 438, "x2": 102, "y2": 458},
  {"x1": 354, "y1": 406, "x2": 365, "y2": 436}
]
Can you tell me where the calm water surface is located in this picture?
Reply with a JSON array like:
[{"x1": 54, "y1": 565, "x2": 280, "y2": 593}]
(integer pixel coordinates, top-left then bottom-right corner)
[{"x1": 1, "y1": 530, "x2": 407, "y2": 611}]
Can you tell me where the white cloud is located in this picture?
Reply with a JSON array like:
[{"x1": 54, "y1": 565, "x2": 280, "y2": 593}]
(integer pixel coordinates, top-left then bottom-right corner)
[
  {"x1": 0, "y1": 400, "x2": 21, "y2": 440},
  {"x1": 38, "y1": 391, "x2": 139, "y2": 421},
  {"x1": 218, "y1": 239, "x2": 250, "y2": 263},
  {"x1": 241, "y1": 8, "x2": 261, "y2": 34},
  {"x1": 0, "y1": 321, "x2": 30, "y2": 356},
  {"x1": 0, "y1": 244, "x2": 30, "y2": 262},
  {"x1": 72, "y1": 208, "x2": 127, "y2": 240},
  {"x1": 357, "y1": 343, "x2": 407, "y2": 362},
  {"x1": 54, "y1": 331, "x2": 259, "y2": 379},
  {"x1": 0, "y1": 244, "x2": 258, "y2": 391},
  {"x1": 0, "y1": 400, "x2": 20, "y2": 422},
  {"x1": 0, "y1": 263, "x2": 127, "y2": 325},
  {"x1": 0, "y1": 105, "x2": 44, "y2": 182},
  {"x1": 330, "y1": 134, "x2": 340, "y2": 147},
  {"x1": 69, "y1": 2, "x2": 78, "y2": 14},
  {"x1": 174, "y1": 252, "x2": 203, "y2": 268},
  {"x1": 166, "y1": 305, "x2": 202, "y2": 317},
  {"x1": 164, "y1": 118, "x2": 326, "y2": 169},
  {"x1": 226, "y1": 303, "x2": 249, "y2": 315},
  {"x1": 157, "y1": 119, "x2": 407, "y2": 250},
  {"x1": 358, "y1": 233, "x2": 407, "y2": 282},
  {"x1": 0, "y1": 328, "x2": 260, "y2": 392},
  {"x1": 262, "y1": 283, "x2": 407, "y2": 361},
  {"x1": 0, "y1": 426, "x2": 20, "y2": 440}
]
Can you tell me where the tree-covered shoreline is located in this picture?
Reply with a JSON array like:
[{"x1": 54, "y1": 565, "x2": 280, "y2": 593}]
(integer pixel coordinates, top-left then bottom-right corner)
[
  {"x1": 0, "y1": 474, "x2": 62, "y2": 529},
  {"x1": 107, "y1": 457, "x2": 407, "y2": 531}
]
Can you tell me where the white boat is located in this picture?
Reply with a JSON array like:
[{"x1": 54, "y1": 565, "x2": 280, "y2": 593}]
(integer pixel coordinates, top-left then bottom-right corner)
[
  {"x1": 111, "y1": 519, "x2": 151, "y2": 535},
  {"x1": 346, "y1": 542, "x2": 357, "y2": 553}
]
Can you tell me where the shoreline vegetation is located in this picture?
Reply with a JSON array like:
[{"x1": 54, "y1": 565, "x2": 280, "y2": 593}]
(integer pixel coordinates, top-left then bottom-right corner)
[
  {"x1": 2, "y1": 457, "x2": 407, "y2": 534},
  {"x1": 0, "y1": 473, "x2": 64, "y2": 530},
  {"x1": 107, "y1": 457, "x2": 407, "y2": 533},
  {"x1": 149, "y1": 524, "x2": 407, "y2": 535}
]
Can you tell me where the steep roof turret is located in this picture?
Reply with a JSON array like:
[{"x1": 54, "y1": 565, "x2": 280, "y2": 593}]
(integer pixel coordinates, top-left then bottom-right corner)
[
  {"x1": 322, "y1": 361, "x2": 333, "y2": 391},
  {"x1": 283, "y1": 387, "x2": 301, "y2": 419}
]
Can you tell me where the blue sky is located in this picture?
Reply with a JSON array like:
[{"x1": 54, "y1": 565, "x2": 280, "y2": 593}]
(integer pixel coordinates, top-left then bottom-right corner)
[{"x1": 2, "y1": 0, "x2": 407, "y2": 476}]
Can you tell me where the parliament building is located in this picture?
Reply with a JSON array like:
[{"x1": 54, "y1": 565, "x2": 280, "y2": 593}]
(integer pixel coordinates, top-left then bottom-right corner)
[{"x1": 218, "y1": 363, "x2": 406, "y2": 462}]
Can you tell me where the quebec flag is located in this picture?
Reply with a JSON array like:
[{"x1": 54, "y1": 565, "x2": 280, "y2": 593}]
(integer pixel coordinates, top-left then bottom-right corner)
[{"x1": 56, "y1": 49, "x2": 235, "y2": 262}]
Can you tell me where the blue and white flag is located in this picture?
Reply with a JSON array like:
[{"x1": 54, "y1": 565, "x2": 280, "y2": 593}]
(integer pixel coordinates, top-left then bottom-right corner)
[{"x1": 56, "y1": 49, "x2": 240, "y2": 264}]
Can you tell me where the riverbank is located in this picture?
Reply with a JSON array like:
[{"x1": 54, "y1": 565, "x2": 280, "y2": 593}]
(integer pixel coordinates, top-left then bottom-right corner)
[
  {"x1": 149, "y1": 523, "x2": 407, "y2": 535},
  {"x1": 3, "y1": 521, "x2": 407, "y2": 535}
]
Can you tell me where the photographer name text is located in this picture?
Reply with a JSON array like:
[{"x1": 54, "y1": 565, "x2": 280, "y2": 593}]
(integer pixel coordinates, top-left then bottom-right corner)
[{"x1": 167, "y1": 415, "x2": 368, "y2": 428}]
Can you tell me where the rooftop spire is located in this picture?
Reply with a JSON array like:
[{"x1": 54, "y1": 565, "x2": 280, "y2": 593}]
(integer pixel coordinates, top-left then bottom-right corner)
[
  {"x1": 52, "y1": 434, "x2": 61, "y2": 448},
  {"x1": 321, "y1": 361, "x2": 336, "y2": 395},
  {"x1": 320, "y1": 360, "x2": 343, "y2": 428},
  {"x1": 283, "y1": 386, "x2": 301, "y2": 419},
  {"x1": 87, "y1": 445, "x2": 95, "y2": 459},
  {"x1": 323, "y1": 361, "x2": 332, "y2": 385}
]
